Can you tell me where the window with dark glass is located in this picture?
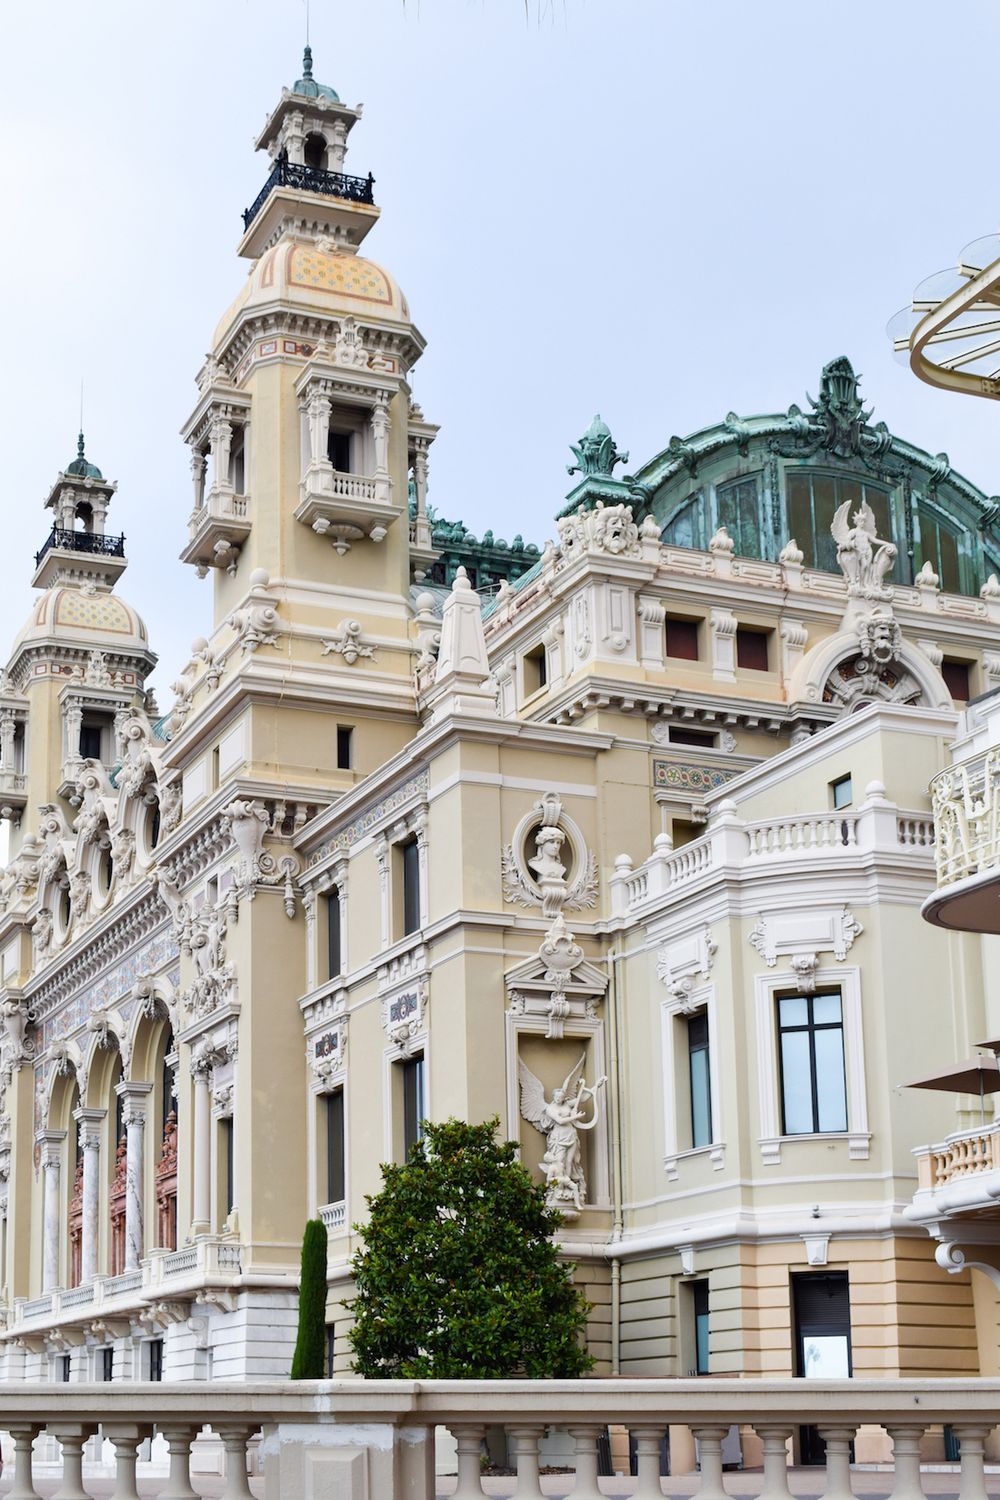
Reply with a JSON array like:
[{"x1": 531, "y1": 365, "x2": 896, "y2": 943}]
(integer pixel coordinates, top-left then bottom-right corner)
[
  {"x1": 326, "y1": 1324, "x2": 336, "y2": 1378},
  {"x1": 336, "y1": 726, "x2": 353, "y2": 770},
  {"x1": 148, "y1": 1338, "x2": 163, "y2": 1383},
  {"x1": 942, "y1": 659, "x2": 971, "y2": 702},
  {"x1": 222, "y1": 1118, "x2": 234, "y2": 1217},
  {"x1": 102, "y1": 1347, "x2": 114, "y2": 1382},
  {"x1": 79, "y1": 721, "x2": 103, "y2": 761},
  {"x1": 665, "y1": 616, "x2": 700, "y2": 660},
  {"x1": 326, "y1": 1088, "x2": 346, "y2": 1205},
  {"x1": 716, "y1": 476, "x2": 762, "y2": 558},
  {"x1": 402, "y1": 1054, "x2": 425, "y2": 1156},
  {"x1": 687, "y1": 1013, "x2": 712, "y2": 1148},
  {"x1": 692, "y1": 1279, "x2": 710, "y2": 1375},
  {"x1": 401, "y1": 837, "x2": 420, "y2": 936},
  {"x1": 736, "y1": 626, "x2": 769, "y2": 671},
  {"x1": 669, "y1": 726, "x2": 716, "y2": 748},
  {"x1": 326, "y1": 889, "x2": 342, "y2": 979},
  {"x1": 524, "y1": 643, "x2": 547, "y2": 694},
  {"x1": 785, "y1": 472, "x2": 896, "y2": 576},
  {"x1": 328, "y1": 430, "x2": 352, "y2": 472},
  {"x1": 59, "y1": 1354, "x2": 71, "y2": 1382},
  {"x1": 778, "y1": 993, "x2": 847, "y2": 1135}
]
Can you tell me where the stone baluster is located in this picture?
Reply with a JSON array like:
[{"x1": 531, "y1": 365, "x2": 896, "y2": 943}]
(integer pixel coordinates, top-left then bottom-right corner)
[
  {"x1": 691, "y1": 1426, "x2": 729, "y2": 1500},
  {"x1": 568, "y1": 1426, "x2": 605, "y2": 1500},
  {"x1": 50, "y1": 1423, "x2": 93, "y2": 1500},
  {"x1": 818, "y1": 1426, "x2": 856, "y2": 1500},
  {"x1": 508, "y1": 1426, "x2": 545, "y2": 1498},
  {"x1": 756, "y1": 1426, "x2": 793, "y2": 1500},
  {"x1": 630, "y1": 1427, "x2": 666, "y2": 1500},
  {"x1": 158, "y1": 1425, "x2": 199, "y2": 1500},
  {"x1": 6, "y1": 1424, "x2": 41, "y2": 1500},
  {"x1": 451, "y1": 1424, "x2": 486, "y2": 1499},
  {"x1": 218, "y1": 1427, "x2": 255, "y2": 1500},
  {"x1": 886, "y1": 1425, "x2": 927, "y2": 1500},
  {"x1": 40, "y1": 1130, "x2": 65, "y2": 1292},
  {"x1": 118, "y1": 1082, "x2": 151, "y2": 1270},
  {"x1": 105, "y1": 1425, "x2": 146, "y2": 1500},
  {"x1": 955, "y1": 1425, "x2": 990, "y2": 1500}
]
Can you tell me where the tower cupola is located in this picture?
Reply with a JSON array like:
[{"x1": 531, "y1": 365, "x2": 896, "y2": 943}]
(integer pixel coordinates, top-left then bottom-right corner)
[
  {"x1": 33, "y1": 433, "x2": 127, "y2": 592},
  {"x1": 239, "y1": 47, "x2": 377, "y2": 260}
]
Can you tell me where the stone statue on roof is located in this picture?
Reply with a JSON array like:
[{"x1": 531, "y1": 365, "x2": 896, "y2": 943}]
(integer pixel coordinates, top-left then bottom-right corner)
[{"x1": 831, "y1": 498, "x2": 896, "y2": 602}]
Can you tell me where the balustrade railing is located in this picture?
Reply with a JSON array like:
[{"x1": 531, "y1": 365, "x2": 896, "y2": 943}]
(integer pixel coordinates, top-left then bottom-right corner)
[
  {"x1": 916, "y1": 1122, "x2": 1000, "y2": 1189},
  {"x1": 744, "y1": 813, "x2": 857, "y2": 855},
  {"x1": 0, "y1": 1379, "x2": 997, "y2": 1499},
  {"x1": 319, "y1": 1199, "x2": 347, "y2": 1234},
  {"x1": 34, "y1": 527, "x2": 126, "y2": 567},
  {"x1": 329, "y1": 469, "x2": 377, "y2": 502},
  {"x1": 243, "y1": 157, "x2": 376, "y2": 231},
  {"x1": 932, "y1": 749, "x2": 1000, "y2": 887}
]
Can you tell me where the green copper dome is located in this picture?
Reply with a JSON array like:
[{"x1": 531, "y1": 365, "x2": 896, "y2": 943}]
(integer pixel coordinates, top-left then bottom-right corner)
[
  {"x1": 65, "y1": 432, "x2": 103, "y2": 481},
  {"x1": 292, "y1": 46, "x2": 340, "y2": 103}
]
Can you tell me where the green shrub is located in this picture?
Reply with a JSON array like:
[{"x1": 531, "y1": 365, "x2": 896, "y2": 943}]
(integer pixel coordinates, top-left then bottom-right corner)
[{"x1": 290, "y1": 1217, "x2": 328, "y2": 1379}]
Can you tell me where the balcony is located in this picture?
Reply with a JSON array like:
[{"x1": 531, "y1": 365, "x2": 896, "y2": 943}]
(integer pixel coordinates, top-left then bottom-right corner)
[
  {"x1": 295, "y1": 464, "x2": 400, "y2": 555},
  {"x1": 318, "y1": 1199, "x2": 347, "y2": 1237},
  {"x1": 179, "y1": 486, "x2": 252, "y2": 574},
  {"x1": 0, "y1": 1378, "x2": 997, "y2": 1495},
  {"x1": 32, "y1": 526, "x2": 127, "y2": 589},
  {"x1": 243, "y1": 157, "x2": 375, "y2": 233},
  {"x1": 612, "y1": 794, "x2": 935, "y2": 917},
  {"x1": 0, "y1": 767, "x2": 28, "y2": 821}
]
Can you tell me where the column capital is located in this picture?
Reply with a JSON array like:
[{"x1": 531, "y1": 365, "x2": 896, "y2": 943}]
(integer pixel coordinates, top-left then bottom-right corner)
[
  {"x1": 73, "y1": 1106, "x2": 106, "y2": 1150},
  {"x1": 36, "y1": 1128, "x2": 66, "y2": 1167}
]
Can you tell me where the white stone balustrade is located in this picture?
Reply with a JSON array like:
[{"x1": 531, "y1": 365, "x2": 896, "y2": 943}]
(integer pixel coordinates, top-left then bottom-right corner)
[
  {"x1": 0, "y1": 1379, "x2": 996, "y2": 1498},
  {"x1": 915, "y1": 1122, "x2": 1000, "y2": 1191},
  {"x1": 611, "y1": 792, "x2": 935, "y2": 917},
  {"x1": 10, "y1": 1234, "x2": 242, "y2": 1340}
]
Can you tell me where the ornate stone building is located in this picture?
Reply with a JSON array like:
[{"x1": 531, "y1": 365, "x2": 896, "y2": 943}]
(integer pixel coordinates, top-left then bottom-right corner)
[{"x1": 2, "y1": 53, "x2": 1000, "y2": 1449}]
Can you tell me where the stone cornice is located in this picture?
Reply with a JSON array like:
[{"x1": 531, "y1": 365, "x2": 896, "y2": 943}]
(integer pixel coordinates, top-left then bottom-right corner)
[{"x1": 25, "y1": 887, "x2": 170, "y2": 1020}]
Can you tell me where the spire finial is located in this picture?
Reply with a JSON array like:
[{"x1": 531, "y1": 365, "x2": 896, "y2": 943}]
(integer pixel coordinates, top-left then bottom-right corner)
[
  {"x1": 302, "y1": 44, "x2": 313, "y2": 80},
  {"x1": 77, "y1": 430, "x2": 86, "y2": 462}
]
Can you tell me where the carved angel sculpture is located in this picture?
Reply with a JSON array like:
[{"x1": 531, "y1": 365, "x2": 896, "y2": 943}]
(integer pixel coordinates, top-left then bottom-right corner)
[
  {"x1": 831, "y1": 499, "x2": 897, "y2": 599},
  {"x1": 518, "y1": 1054, "x2": 606, "y2": 1217}
]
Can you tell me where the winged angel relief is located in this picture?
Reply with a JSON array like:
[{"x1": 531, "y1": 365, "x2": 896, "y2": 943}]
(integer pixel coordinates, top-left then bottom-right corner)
[{"x1": 518, "y1": 1054, "x2": 606, "y2": 1218}]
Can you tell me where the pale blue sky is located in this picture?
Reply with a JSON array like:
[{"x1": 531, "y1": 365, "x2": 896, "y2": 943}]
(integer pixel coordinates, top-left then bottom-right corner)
[{"x1": 3, "y1": 0, "x2": 1000, "y2": 687}]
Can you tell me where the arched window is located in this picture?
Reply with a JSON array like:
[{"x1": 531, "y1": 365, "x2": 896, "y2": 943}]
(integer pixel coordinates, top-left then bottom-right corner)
[
  {"x1": 662, "y1": 493, "x2": 707, "y2": 551},
  {"x1": 304, "y1": 133, "x2": 327, "y2": 171},
  {"x1": 785, "y1": 471, "x2": 897, "y2": 576}
]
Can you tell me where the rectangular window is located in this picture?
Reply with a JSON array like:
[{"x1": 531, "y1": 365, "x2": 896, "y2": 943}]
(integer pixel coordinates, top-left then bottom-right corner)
[
  {"x1": 79, "y1": 721, "x2": 104, "y2": 761},
  {"x1": 222, "y1": 1118, "x2": 235, "y2": 1217},
  {"x1": 669, "y1": 726, "x2": 716, "y2": 748},
  {"x1": 101, "y1": 1347, "x2": 114, "y2": 1382},
  {"x1": 59, "y1": 1354, "x2": 71, "y2": 1383},
  {"x1": 778, "y1": 992, "x2": 847, "y2": 1135},
  {"x1": 326, "y1": 1324, "x2": 336, "y2": 1378},
  {"x1": 326, "y1": 889, "x2": 342, "y2": 979},
  {"x1": 736, "y1": 626, "x2": 769, "y2": 671},
  {"x1": 523, "y1": 643, "x2": 547, "y2": 695},
  {"x1": 401, "y1": 837, "x2": 420, "y2": 937},
  {"x1": 830, "y1": 775, "x2": 853, "y2": 810},
  {"x1": 148, "y1": 1338, "x2": 164, "y2": 1383},
  {"x1": 942, "y1": 659, "x2": 971, "y2": 703},
  {"x1": 336, "y1": 726, "x2": 353, "y2": 770},
  {"x1": 687, "y1": 1013, "x2": 713, "y2": 1148},
  {"x1": 328, "y1": 430, "x2": 352, "y2": 471},
  {"x1": 716, "y1": 476, "x2": 761, "y2": 558},
  {"x1": 326, "y1": 1089, "x2": 346, "y2": 1205},
  {"x1": 665, "y1": 616, "x2": 700, "y2": 660},
  {"x1": 402, "y1": 1054, "x2": 425, "y2": 1156},
  {"x1": 693, "y1": 1280, "x2": 710, "y2": 1375}
]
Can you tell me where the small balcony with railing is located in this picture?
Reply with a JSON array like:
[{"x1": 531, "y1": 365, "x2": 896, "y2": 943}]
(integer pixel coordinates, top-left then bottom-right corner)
[
  {"x1": 924, "y1": 691, "x2": 1000, "y2": 933},
  {"x1": 32, "y1": 525, "x2": 127, "y2": 589},
  {"x1": 294, "y1": 389, "x2": 400, "y2": 554},
  {"x1": 180, "y1": 485, "x2": 252, "y2": 575}
]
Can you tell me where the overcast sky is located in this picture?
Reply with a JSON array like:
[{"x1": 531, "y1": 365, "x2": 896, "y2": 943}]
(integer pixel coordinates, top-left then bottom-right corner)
[{"x1": 3, "y1": 0, "x2": 1000, "y2": 688}]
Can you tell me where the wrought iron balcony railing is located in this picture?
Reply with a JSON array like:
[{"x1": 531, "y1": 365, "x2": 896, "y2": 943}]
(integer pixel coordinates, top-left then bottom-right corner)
[
  {"x1": 243, "y1": 157, "x2": 376, "y2": 231},
  {"x1": 35, "y1": 527, "x2": 126, "y2": 567}
]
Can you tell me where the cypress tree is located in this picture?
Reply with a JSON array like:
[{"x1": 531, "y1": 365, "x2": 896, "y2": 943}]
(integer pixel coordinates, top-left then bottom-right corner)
[{"x1": 290, "y1": 1217, "x2": 328, "y2": 1379}]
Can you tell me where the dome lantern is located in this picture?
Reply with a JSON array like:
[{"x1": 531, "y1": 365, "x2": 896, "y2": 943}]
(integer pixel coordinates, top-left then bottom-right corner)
[{"x1": 33, "y1": 433, "x2": 126, "y2": 593}]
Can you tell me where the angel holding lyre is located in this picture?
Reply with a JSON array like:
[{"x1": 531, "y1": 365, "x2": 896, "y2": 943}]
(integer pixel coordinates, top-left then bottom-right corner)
[{"x1": 518, "y1": 1054, "x2": 607, "y2": 1216}]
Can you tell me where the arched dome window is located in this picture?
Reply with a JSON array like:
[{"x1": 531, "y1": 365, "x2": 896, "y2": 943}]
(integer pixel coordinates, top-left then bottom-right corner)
[{"x1": 786, "y1": 471, "x2": 898, "y2": 577}]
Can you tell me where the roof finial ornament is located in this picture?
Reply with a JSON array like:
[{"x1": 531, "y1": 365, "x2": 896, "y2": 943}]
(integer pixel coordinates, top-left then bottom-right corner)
[
  {"x1": 567, "y1": 415, "x2": 628, "y2": 480},
  {"x1": 302, "y1": 43, "x2": 314, "y2": 80}
]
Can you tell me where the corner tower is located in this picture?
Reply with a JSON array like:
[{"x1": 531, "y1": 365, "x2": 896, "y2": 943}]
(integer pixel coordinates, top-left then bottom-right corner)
[{"x1": 180, "y1": 49, "x2": 438, "y2": 624}]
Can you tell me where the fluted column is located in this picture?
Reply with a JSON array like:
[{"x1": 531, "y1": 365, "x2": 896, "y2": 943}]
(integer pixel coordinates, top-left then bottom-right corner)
[
  {"x1": 74, "y1": 1107, "x2": 104, "y2": 1284},
  {"x1": 190, "y1": 448, "x2": 207, "y2": 512},
  {"x1": 371, "y1": 392, "x2": 391, "y2": 506},
  {"x1": 39, "y1": 1130, "x2": 66, "y2": 1293},
  {"x1": 209, "y1": 416, "x2": 233, "y2": 495},
  {"x1": 191, "y1": 1050, "x2": 213, "y2": 1235},
  {"x1": 307, "y1": 392, "x2": 332, "y2": 469},
  {"x1": 118, "y1": 1081, "x2": 152, "y2": 1271}
]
